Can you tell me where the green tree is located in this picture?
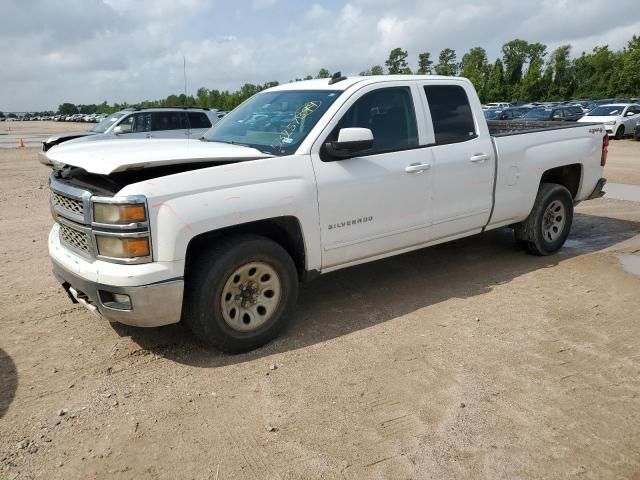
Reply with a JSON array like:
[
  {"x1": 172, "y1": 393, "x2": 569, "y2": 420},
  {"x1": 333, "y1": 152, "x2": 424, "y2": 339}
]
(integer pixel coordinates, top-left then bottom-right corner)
[
  {"x1": 485, "y1": 59, "x2": 506, "y2": 101},
  {"x1": 548, "y1": 45, "x2": 573, "y2": 99},
  {"x1": 619, "y1": 36, "x2": 640, "y2": 95},
  {"x1": 360, "y1": 65, "x2": 384, "y2": 76},
  {"x1": 385, "y1": 48, "x2": 409, "y2": 74},
  {"x1": 527, "y1": 42, "x2": 547, "y2": 64},
  {"x1": 459, "y1": 47, "x2": 488, "y2": 92},
  {"x1": 196, "y1": 87, "x2": 211, "y2": 108},
  {"x1": 502, "y1": 39, "x2": 530, "y2": 98},
  {"x1": 164, "y1": 95, "x2": 181, "y2": 107},
  {"x1": 519, "y1": 57, "x2": 545, "y2": 101},
  {"x1": 540, "y1": 65, "x2": 554, "y2": 100},
  {"x1": 58, "y1": 103, "x2": 78, "y2": 115},
  {"x1": 417, "y1": 52, "x2": 433, "y2": 74},
  {"x1": 316, "y1": 68, "x2": 331, "y2": 79},
  {"x1": 434, "y1": 48, "x2": 457, "y2": 76},
  {"x1": 502, "y1": 39, "x2": 529, "y2": 83}
]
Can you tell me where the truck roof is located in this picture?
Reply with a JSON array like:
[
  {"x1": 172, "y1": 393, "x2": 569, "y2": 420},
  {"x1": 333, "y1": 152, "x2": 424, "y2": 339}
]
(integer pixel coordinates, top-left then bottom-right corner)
[{"x1": 266, "y1": 75, "x2": 468, "y2": 92}]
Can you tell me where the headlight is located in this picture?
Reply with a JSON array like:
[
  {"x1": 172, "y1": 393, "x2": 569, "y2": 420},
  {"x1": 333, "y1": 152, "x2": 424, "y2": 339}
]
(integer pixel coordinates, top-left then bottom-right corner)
[
  {"x1": 95, "y1": 235, "x2": 150, "y2": 258},
  {"x1": 93, "y1": 203, "x2": 146, "y2": 224},
  {"x1": 605, "y1": 120, "x2": 616, "y2": 126}
]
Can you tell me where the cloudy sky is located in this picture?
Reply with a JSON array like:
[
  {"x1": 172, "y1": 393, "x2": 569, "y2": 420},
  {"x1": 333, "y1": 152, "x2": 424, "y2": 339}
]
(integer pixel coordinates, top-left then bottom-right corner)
[{"x1": 2, "y1": 0, "x2": 639, "y2": 111}]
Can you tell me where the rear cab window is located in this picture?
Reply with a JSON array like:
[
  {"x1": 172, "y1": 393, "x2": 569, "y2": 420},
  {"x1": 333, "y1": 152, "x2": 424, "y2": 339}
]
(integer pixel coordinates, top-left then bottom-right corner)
[{"x1": 423, "y1": 85, "x2": 477, "y2": 145}]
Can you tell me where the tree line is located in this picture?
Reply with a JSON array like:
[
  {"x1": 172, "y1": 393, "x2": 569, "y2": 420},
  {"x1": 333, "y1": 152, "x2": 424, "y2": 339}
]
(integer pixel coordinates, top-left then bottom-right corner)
[{"x1": 52, "y1": 35, "x2": 640, "y2": 116}]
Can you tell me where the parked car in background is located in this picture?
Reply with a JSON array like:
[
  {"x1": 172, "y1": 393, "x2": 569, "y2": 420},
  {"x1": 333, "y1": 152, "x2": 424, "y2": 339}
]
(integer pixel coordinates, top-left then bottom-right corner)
[
  {"x1": 578, "y1": 103, "x2": 640, "y2": 139},
  {"x1": 498, "y1": 107, "x2": 533, "y2": 119},
  {"x1": 521, "y1": 107, "x2": 582, "y2": 122},
  {"x1": 42, "y1": 108, "x2": 220, "y2": 152},
  {"x1": 483, "y1": 102, "x2": 511, "y2": 110},
  {"x1": 484, "y1": 109, "x2": 504, "y2": 119},
  {"x1": 484, "y1": 107, "x2": 532, "y2": 120}
]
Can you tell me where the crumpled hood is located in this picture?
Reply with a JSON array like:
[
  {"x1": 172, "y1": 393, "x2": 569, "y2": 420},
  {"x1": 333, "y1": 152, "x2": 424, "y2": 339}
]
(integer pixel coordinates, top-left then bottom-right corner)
[
  {"x1": 42, "y1": 138, "x2": 273, "y2": 175},
  {"x1": 44, "y1": 130, "x2": 96, "y2": 143}
]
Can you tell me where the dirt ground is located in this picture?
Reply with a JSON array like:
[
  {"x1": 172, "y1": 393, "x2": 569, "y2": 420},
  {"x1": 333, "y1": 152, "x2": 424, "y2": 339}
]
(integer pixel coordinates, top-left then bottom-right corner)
[{"x1": 1, "y1": 123, "x2": 639, "y2": 479}]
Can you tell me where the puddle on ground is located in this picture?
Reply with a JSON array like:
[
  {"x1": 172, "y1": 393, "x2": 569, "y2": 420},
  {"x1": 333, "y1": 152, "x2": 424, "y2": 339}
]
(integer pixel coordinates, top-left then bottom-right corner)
[{"x1": 618, "y1": 255, "x2": 640, "y2": 277}]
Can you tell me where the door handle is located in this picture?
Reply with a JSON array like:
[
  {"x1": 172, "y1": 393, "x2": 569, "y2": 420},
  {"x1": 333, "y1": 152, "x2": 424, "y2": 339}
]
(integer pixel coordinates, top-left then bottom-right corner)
[
  {"x1": 405, "y1": 163, "x2": 431, "y2": 173},
  {"x1": 470, "y1": 153, "x2": 489, "y2": 163}
]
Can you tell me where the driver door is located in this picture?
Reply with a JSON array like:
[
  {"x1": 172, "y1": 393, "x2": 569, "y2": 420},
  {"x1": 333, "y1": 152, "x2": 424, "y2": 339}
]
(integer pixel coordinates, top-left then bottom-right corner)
[{"x1": 310, "y1": 83, "x2": 433, "y2": 269}]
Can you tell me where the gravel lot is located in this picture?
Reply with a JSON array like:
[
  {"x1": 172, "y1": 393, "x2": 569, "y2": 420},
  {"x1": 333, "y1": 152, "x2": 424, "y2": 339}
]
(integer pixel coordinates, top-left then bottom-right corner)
[{"x1": 1, "y1": 123, "x2": 639, "y2": 479}]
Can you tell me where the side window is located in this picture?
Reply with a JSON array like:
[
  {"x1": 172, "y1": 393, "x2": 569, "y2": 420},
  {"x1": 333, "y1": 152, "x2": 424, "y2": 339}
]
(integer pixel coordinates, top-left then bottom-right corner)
[
  {"x1": 132, "y1": 113, "x2": 151, "y2": 133},
  {"x1": 151, "y1": 111, "x2": 185, "y2": 131},
  {"x1": 116, "y1": 115, "x2": 134, "y2": 133},
  {"x1": 187, "y1": 112, "x2": 212, "y2": 129},
  {"x1": 423, "y1": 85, "x2": 476, "y2": 145},
  {"x1": 331, "y1": 86, "x2": 418, "y2": 154},
  {"x1": 115, "y1": 113, "x2": 150, "y2": 133}
]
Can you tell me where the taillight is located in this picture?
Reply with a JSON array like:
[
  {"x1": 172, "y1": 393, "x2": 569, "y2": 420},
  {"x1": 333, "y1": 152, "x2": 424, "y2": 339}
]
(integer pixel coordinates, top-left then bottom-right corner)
[{"x1": 601, "y1": 134, "x2": 608, "y2": 166}]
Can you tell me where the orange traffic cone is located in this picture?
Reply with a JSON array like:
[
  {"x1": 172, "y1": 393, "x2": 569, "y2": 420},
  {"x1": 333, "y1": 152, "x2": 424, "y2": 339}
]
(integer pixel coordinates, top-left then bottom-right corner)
[{"x1": 18, "y1": 138, "x2": 25, "y2": 148}]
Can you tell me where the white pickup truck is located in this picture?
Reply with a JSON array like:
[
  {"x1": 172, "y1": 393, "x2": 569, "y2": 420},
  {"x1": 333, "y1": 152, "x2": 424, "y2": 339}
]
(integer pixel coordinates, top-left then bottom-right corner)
[{"x1": 43, "y1": 75, "x2": 608, "y2": 353}]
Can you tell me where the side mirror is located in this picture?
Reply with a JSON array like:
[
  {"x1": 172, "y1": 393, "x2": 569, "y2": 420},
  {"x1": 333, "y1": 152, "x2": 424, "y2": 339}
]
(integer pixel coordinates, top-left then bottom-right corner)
[
  {"x1": 324, "y1": 128, "x2": 374, "y2": 159},
  {"x1": 113, "y1": 124, "x2": 131, "y2": 134},
  {"x1": 626, "y1": 111, "x2": 636, "y2": 117},
  {"x1": 552, "y1": 115, "x2": 561, "y2": 120}
]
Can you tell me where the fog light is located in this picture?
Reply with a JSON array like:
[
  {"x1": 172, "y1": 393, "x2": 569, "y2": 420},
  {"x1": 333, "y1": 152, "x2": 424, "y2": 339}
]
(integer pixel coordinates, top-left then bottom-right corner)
[{"x1": 99, "y1": 291, "x2": 132, "y2": 310}]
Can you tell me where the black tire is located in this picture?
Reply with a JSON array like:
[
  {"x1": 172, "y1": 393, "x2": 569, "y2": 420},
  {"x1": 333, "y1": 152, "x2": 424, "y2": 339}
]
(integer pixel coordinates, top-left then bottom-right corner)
[
  {"x1": 614, "y1": 126, "x2": 624, "y2": 140},
  {"x1": 183, "y1": 234, "x2": 298, "y2": 353},
  {"x1": 514, "y1": 183, "x2": 574, "y2": 256}
]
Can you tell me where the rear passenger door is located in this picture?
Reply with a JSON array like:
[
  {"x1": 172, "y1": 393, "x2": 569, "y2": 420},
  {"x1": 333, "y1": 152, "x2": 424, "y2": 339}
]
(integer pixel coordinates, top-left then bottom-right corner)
[
  {"x1": 150, "y1": 111, "x2": 188, "y2": 138},
  {"x1": 420, "y1": 83, "x2": 495, "y2": 239}
]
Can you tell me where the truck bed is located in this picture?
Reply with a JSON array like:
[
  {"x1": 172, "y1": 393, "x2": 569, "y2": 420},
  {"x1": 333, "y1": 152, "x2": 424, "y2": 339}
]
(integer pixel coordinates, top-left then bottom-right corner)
[{"x1": 487, "y1": 120, "x2": 598, "y2": 136}]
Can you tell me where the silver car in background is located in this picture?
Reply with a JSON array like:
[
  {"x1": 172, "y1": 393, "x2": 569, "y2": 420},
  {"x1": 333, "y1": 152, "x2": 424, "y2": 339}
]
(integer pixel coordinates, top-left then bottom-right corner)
[{"x1": 42, "y1": 107, "x2": 220, "y2": 151}]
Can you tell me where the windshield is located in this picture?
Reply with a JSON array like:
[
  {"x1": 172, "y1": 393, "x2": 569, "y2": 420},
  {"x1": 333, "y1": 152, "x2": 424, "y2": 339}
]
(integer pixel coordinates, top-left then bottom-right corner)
[
  {"x1": 203, "y1": 90, "x2": 342, "y2": 155},
  {"x1": 522, "y1": 109, "x2": 552, "y2": 120},
  {"x1": 90, "y1": 112, "x2": 126, "y2": 133},
  {"x1": 587, "y1": 106, "x2": 623, "y2": 116}
]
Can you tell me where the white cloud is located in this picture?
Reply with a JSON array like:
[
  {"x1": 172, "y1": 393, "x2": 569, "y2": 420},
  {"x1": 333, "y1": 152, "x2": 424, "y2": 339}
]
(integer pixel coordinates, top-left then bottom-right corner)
[
  {"x1": 1, "y1": 0, "x2": 639, "y2": 111},
  {"x1": 253, "y1": 0, "x2": 277, "y2": 9}
]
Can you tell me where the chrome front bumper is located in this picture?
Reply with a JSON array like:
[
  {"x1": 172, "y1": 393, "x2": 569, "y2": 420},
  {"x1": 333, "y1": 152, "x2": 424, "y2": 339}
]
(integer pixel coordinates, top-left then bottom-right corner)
[{"x1": 52, "y1": 260, "x2": 183, "y2": 327}]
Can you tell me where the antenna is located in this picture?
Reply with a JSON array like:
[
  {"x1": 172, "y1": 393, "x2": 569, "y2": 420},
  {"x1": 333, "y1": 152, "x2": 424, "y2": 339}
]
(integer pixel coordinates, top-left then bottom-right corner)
[
  {"x1": 183, "y1": 55, "x2": 190, "y2": 135},
  {"x1": 183, "y1": 56, "x2": 187, "y2": 104}
]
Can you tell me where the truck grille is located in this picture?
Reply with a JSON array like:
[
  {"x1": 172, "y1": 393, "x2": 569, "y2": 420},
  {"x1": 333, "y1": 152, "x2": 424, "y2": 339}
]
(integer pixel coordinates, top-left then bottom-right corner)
[
  {"x1": 52, "y1": 191, "x2": 84, "y2": 216},
  {"x1": 60, "y1": 223, "x2": 91, "y2": 255}
]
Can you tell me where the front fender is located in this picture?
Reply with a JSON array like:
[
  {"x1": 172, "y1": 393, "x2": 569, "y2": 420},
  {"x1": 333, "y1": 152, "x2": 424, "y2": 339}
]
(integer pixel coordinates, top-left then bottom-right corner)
[{"x1": 119, "y1": 155, "x2": 321, "y2": 272}]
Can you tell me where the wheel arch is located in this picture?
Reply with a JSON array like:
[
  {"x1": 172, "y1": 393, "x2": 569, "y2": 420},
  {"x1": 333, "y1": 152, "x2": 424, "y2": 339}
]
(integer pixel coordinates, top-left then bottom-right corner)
[
  {"x1": 540, "y1": 163, "x2": 582, "y2": 200},
  {"x1": 184, "y1": 216, "x2": 314, "y2": 282}
]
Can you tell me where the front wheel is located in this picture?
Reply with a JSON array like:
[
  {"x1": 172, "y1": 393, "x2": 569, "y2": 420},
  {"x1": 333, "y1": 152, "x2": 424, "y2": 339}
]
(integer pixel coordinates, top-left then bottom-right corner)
[
  {"x1": 514, "y1": 183, "x2": 574, "y2": 256},
  {"x1": 614, "y1": 126, "x2": 624, "y2": 140},
  {"x1": 183, "y1": 235, "x2": 298, "y2": 353}
]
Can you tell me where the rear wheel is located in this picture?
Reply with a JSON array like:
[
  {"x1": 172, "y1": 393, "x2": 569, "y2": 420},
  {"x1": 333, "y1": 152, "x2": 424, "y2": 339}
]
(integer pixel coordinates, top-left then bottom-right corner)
[
  {"x1": 614, "y1": 125, "x2": 624, "y2": 140},
  {"x1": 183, "y1": 235, "x2": 298, "y2": 353},
  {"x1": 514, "y1": 183, "x2": 574, "y2": 256}
]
